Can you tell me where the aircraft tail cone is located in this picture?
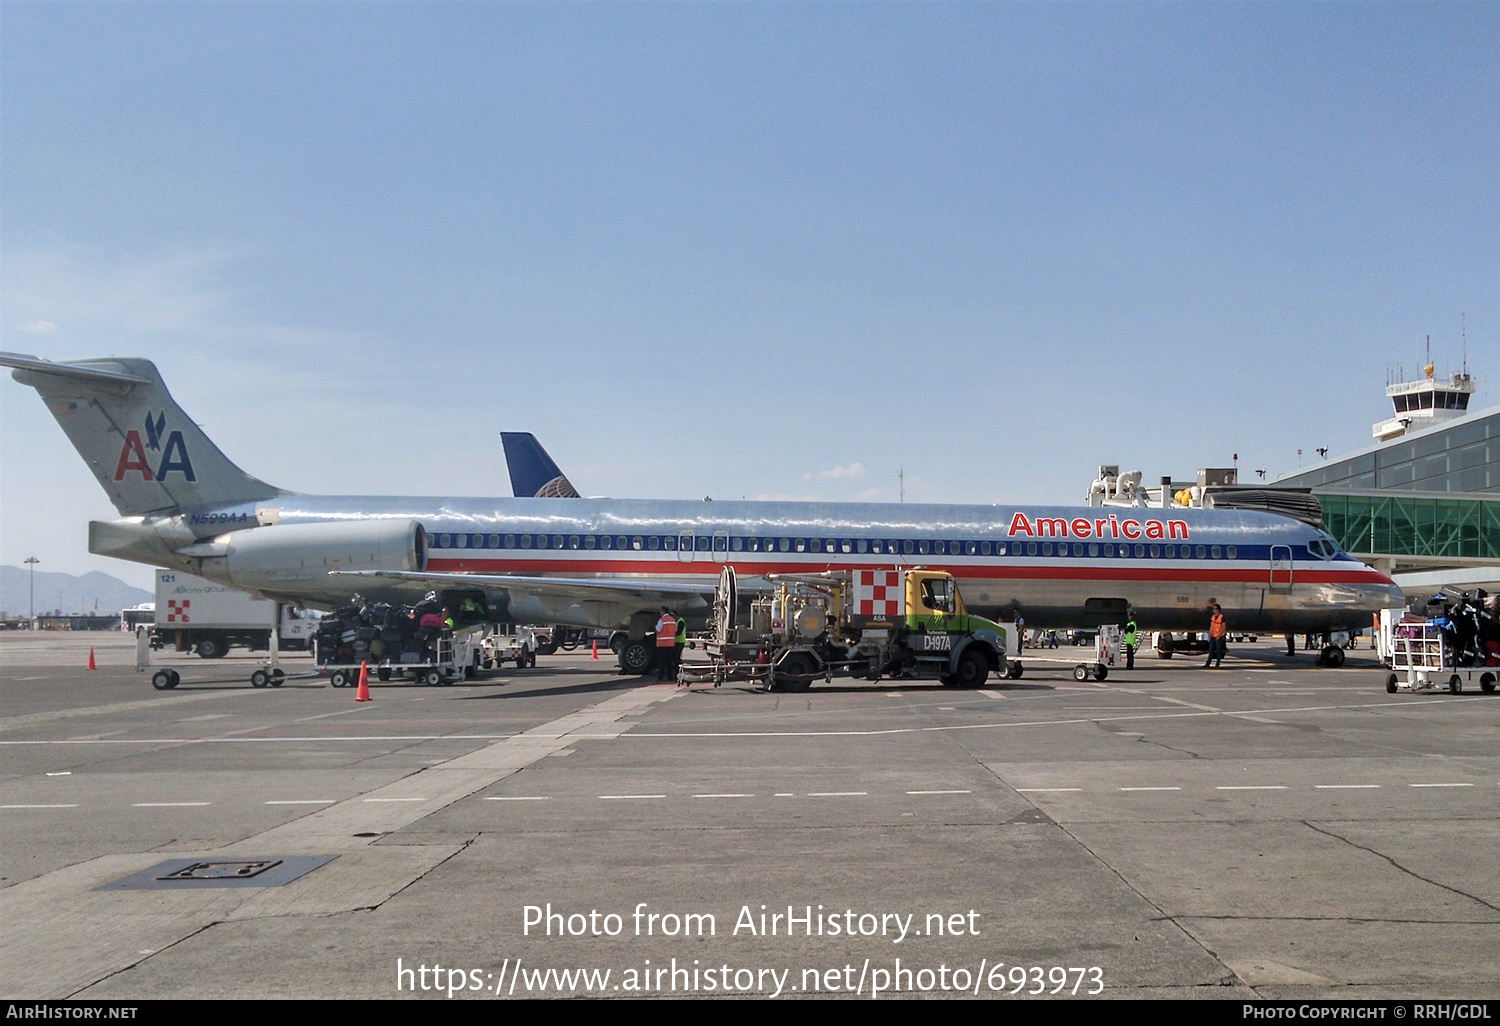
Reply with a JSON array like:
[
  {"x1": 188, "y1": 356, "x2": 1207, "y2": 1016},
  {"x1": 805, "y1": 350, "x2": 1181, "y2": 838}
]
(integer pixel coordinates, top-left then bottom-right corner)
[
  {"x1": 355, "y1": 661, "x2": 371, "y2": 702},
  {"x1": 591, "y1": 640, "x2": 598, "y2": 660},
  {"x1": 87, "y1": 647, "x2": 97, "y2": 671}
]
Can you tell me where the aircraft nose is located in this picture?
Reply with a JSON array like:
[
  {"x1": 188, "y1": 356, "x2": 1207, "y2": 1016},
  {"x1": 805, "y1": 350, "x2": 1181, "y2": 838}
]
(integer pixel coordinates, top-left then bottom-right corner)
[{"x1": 1365, "y1": 568, "x2": 1405, "y2": 610}]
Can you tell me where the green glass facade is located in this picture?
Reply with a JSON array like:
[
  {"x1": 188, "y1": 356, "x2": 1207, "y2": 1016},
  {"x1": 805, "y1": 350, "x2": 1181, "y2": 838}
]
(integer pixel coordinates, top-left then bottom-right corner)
[
  {"x1": 1276, "y1": 407, "x2": 1500, "y2": 494},
  {"x1": 1317, "y1": 492, "x2": 1500, "y2": 561}
]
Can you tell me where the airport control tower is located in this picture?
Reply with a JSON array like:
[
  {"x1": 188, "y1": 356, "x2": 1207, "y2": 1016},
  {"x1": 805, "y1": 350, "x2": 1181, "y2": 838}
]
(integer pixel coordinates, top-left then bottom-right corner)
[{"x1": 1372, "y1": 353, "x2": 1476, "y2": 443}]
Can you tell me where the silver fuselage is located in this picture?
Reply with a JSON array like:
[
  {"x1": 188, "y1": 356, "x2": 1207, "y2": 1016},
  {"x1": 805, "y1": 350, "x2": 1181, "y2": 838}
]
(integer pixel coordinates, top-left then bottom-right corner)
[{"x1": 185, "y1": 495, "x2": 1402, "y2": 633}]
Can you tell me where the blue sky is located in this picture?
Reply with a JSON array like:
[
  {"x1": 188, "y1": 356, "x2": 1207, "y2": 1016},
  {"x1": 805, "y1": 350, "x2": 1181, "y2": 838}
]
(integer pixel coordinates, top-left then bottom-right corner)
[{"x1": 2, "y1": 1, "x2": 1496, "y2": 590}]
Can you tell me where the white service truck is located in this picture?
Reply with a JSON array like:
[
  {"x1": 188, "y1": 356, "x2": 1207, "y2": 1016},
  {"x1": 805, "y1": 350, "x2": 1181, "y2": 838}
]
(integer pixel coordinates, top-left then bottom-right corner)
[{"x1": 152, "y1": 570, "x2": 319, "y2": 658}]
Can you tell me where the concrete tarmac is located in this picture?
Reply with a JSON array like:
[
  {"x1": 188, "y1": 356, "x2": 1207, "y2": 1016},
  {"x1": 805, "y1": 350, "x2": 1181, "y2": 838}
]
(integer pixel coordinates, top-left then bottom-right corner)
[{"x1": 2, "y1": 633, "x2": 1497, "y2": 999}]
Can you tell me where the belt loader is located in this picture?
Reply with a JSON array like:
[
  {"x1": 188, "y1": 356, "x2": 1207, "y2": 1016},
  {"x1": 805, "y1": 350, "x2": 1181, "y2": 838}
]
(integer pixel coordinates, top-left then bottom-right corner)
[{"x1": 687, "y1": 566, "x2": 1012, "y2": 691}]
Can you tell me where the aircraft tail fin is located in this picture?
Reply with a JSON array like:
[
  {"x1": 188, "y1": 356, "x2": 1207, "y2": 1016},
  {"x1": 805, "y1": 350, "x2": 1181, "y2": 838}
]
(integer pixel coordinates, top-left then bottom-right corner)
[
  {"x1": 3, "y1": 353, "x2": 285, "y2": 517},
  {"x1": 500, "y1": 431, "x2": 580, "y2": 498}
]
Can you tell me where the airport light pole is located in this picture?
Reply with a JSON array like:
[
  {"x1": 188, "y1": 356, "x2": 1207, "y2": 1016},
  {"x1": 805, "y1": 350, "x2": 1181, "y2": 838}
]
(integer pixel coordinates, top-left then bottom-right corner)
[{"x1": 24, "y1": 556, "x2": 39, "y2": 629}]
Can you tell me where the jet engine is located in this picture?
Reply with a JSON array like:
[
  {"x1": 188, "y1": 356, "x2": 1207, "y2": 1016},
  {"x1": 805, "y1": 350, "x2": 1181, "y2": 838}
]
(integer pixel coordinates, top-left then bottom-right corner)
[{"x1": 185, "y1": 519, "x2": 428, "y2": 591}]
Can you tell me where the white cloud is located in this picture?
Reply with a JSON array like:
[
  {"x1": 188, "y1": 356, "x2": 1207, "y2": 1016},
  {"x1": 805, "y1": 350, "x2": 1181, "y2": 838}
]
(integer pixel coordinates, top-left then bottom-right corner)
[
  {"x1": 802, "y1": 461, "x2": 866, "y2": 482},
  {"x1": 18, "y1": 320, "x2": 58, "y2": 334}
]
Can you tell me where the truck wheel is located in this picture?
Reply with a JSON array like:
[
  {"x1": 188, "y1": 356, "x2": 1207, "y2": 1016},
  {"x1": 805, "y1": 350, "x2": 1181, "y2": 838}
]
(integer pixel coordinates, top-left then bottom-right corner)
[
  {"x1": 618, "y1": 640, "x2": 654, "y2": 676},
  {"x1": 955, "y1": 649, "x2": 988, "y2": 688},
  {"x1": 774, "y1": 653, "x2": 816, "y2": 692},
  {"x1": 151, "y1": 669, "x2": 177, "y2": 691},
  {"x1": 196, "y1": 637, "x2": 225, "y2": 659}
]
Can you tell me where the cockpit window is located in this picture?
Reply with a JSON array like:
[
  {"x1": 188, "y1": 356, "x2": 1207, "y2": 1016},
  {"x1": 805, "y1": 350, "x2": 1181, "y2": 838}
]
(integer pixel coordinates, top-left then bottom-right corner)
[{"x1": 1308, "y1": 537, "x2": 1339, "y2": 559}]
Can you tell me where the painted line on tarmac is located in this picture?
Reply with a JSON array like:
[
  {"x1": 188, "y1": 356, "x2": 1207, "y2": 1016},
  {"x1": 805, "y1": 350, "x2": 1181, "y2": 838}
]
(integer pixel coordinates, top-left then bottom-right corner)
[
  {"x1": 1016, "y1": 787, "x2": 1082, "y2": 793},
  {"x1": 131, "y1": 801, "x2": 210, "y2": 807},
  {"x1": 1, "y1": 804, "x2": 79, "y2": 809},
  {"x1": 484, "y1": 796, "x2": 551, "y2": 801},
  {"x1": 1316, "y1": 784, "x2": 1381, "y2": 789},
  {"x1": 907, "y1": 789, "x2": 971, "y2": 795},
  {"x1": 1216, "y1": 786, "x2": 1288, "y2": 791},
  {"x1": 0, "y1": 689, "x2": 260, "y2": 734},
  {"x1": 1410, "y1": 783, "x2": 1474, "y2": 788},
  {"x1": 694, "y1": 793, "x2": 753, "y2": 798},
  {"x1": 599, "y1": 794, "x2": 666, "y2": 800},
  {"x1": 588, "y1": 697, "x2": 1456, "y2": 739},
  {"x1": 265, "y1": 799, "x2": 336, "y2": 805},
  {"x1": 807, "y1": 791, "x2": 867, "y2": 797},
  {"x1": 1119, "y1": 786, "x2": 1181, "y2": 791}
]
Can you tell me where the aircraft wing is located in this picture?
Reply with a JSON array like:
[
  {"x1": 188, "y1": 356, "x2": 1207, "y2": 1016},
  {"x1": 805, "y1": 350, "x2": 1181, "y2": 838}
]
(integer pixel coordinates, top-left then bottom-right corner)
[{"x1": 333, "y1": 569, "x2": 715, "y2": 603}]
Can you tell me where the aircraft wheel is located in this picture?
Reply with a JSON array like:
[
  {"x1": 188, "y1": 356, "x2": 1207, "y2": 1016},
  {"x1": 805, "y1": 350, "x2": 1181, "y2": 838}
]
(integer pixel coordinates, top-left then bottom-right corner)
[
  {"x1": 250, "y1": 670, "x2": 270, "y2": 688},
  {"x1": 1094, "y1": 664, "x2": 1109, "y2": 681},
  {"x1": 1331, "y1": 646, "x2": 1345, "y2": 667},
  {"x1": 1385, "y1": 673, "x2": 1399, "y2": 694},
  {"x1": 151, "y1": 669, "x2": 177, "y2": 691},
  {"x1": 1073, "y1": 665, "x2": 1089, "y2": 682},
  {"x1": 1449, "y1": 675, "x2": 1462, "y2": 695}
]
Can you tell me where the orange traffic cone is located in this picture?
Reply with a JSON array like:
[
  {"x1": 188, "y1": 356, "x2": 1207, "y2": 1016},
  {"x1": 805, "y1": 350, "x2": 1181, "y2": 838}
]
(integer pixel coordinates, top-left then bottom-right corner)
[
  {"x1": 355, "y1": 660, "x2": 371, "y2": 702},
  {"x1": 87, "y1": 647, "x2": 97, "y2": 670},
  {"x1": 591, "y1": 640, "x2": 599, "y2": 659}
]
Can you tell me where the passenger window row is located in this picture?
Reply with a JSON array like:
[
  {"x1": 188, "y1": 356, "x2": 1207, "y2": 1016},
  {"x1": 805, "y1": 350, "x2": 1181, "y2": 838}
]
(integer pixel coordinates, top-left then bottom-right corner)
[{"x1": 426, "y1": 533, "x2": 1245, "y2": 560}]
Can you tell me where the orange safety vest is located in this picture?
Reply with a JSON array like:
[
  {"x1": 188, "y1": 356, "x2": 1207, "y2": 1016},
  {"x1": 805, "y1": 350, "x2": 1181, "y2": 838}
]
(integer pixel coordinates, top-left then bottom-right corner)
[
  {"x1": 656, "y1": 615, "x2": 677, "y2": 647},
  {"x1": 1210, "y1": 613, "x2": 1226, "y2": 639}
]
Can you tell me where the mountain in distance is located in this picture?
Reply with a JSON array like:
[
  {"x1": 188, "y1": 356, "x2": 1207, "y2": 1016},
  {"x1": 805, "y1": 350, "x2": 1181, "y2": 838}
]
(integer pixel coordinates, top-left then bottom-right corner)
[{"x1": 0, "y1": 566, "x2": 153, "y2": 617}]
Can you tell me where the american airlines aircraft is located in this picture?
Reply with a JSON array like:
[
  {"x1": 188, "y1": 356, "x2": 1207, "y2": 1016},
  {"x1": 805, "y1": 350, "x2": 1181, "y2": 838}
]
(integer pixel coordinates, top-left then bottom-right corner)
[{"x1": 4, "y1": 353, "x2": 1402, "y2": 671}]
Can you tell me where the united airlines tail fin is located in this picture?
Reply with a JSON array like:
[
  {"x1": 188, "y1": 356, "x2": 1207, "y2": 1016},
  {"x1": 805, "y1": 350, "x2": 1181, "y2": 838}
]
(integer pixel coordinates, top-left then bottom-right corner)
[
  {"x1": 500, "y1": 431, "x2": 580, "y2": 498},
  {"x1": 2, "y1": 353, "x2": 284, "y2": 517}
]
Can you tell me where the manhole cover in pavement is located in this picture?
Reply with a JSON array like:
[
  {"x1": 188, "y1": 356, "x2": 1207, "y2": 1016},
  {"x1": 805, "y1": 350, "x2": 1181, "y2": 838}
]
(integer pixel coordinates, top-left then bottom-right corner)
[
  {"x1": 158, "y1": 860, "x2": 283, "y2": 880},
  {"x1": 98, "y1": 855, "x2": 337, "y2": 890}
]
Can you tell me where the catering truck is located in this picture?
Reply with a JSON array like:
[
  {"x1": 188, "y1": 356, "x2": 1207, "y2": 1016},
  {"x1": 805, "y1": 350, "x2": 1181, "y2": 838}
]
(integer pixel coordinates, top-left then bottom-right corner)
[
  {"x1": 685, "y1": 566, "x2": 1012, "y2": 691},
  {"x1": 152, "y1": 570, "x2": 319, "y2": 658}
]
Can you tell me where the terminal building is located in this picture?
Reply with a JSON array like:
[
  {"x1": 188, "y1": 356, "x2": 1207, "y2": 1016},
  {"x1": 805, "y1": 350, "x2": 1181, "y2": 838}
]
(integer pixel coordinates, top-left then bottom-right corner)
[{"x1": 1270, "y1": 366, "x2": 1500, "y2": 602}]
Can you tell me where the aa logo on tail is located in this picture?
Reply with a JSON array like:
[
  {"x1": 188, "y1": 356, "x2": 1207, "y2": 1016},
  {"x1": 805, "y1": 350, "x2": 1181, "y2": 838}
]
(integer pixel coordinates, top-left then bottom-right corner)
[{"x1": 114, "y1": 410, "x2": 195, "y2": 482}]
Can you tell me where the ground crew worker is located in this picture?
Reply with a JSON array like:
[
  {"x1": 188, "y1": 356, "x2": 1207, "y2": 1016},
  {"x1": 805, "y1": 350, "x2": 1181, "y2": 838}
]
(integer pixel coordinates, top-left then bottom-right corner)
[
  {"x1": 1123, "y1": 613, "x2": 1138, "y2": 670},
  {"x1": 673, "y1": 611, "x2": 688, "y2": 687},
  {"x1": 654, "y1": 606, "x2": 677, "y2": 681},
  {"x1": 1205, "y1": 604, "x2": 1227, "y2": 668}
]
